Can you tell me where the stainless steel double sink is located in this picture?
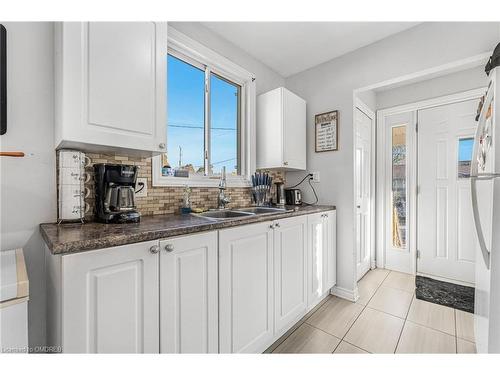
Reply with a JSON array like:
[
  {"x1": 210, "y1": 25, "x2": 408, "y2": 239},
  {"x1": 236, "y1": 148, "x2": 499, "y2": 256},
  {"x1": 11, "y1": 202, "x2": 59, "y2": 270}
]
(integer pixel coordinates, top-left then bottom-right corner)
[{"x1": 193, "y1": 207, "x2": 288, "y2": 220}]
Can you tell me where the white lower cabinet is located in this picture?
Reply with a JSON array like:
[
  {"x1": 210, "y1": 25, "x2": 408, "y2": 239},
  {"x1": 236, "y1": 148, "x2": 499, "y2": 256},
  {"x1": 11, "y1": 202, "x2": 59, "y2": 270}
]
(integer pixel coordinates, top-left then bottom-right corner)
[
  {"x1": 307, "y1": 211, "x2": 337, "y2": 309},
  {"x1": 59, "y1": 240, "x2": 160, "y2": 353},
  {"x1": 324, "y1": 211, "x2": 337, "y2": 292},
  {"x1": 219, "y1": 222, "x2": 275, "y2": 353},
  {"x1": 159, "y1": 232, "x2": 218, "y2": 353},
  {"x1": 273, "y1": 216, "x2": 308, "y2": 335},
  {"x1": 46, "y1": 210, "x2": 336, "y2": 354}
]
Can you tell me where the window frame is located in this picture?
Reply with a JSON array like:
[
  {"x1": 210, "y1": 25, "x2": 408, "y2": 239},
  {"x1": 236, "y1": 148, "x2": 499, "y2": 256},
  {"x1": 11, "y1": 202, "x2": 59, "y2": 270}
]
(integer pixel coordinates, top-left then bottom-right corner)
[{"x1": 152, "y1": 27, "x2": 256, "y2": 188}]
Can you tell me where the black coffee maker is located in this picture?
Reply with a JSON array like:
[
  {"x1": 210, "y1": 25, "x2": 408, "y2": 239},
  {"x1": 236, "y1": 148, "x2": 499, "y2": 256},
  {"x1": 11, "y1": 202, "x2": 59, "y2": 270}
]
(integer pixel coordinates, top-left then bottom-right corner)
[{"x1": 94, "y1": 163, "x2": 141, "y2": 223}]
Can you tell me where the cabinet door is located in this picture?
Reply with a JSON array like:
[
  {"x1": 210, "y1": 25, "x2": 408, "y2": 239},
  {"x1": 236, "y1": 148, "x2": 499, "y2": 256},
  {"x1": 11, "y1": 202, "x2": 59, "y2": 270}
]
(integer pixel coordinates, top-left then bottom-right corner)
[
  {"x1": 282, "y1": 88, "x2": 306, "y2": 170},
  {"x1": 62, "y1": 240, "x2": 160, "y2": 353},
  {"x1": 256, "y1": 88, "x2": 283, "y2": 169},
  {"x1": 307, "y1": 212, "x2": 326, "y2": 308},
  {"x1": 219, "y1": 222, "x2": 274, "y2": 353},
  {"x1": 273, "y1": 216, "x2": 307, "y2": 334},
  {"x1": 159, "y1": 232, "x2": 218, "y2": 353},
  {"x1": 324, "y1": 211, "x2": 337, "y2": 292},
  {"x1": 56, "y1": 22, "x2": 167, "y2": 153}
]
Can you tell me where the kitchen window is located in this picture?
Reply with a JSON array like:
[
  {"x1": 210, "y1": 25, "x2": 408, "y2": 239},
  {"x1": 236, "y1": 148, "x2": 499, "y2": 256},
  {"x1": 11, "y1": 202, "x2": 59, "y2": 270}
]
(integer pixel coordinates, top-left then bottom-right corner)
[{"x1": 152, "y1": 28, "x2": 255, "y2": 187}]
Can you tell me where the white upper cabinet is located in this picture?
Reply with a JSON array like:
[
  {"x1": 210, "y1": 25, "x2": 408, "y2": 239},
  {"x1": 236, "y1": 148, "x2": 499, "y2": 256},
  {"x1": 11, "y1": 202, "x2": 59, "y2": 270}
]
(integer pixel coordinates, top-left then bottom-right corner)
[
  {"x1": 159, "y1": 232, "x2": 218, "y2": 353},
  {"x1": 257, "y1": 87, "x2": 306, "y2": 170},
  {"x1": 54, "y1": 22, "x2": 167, "y2": 154}
]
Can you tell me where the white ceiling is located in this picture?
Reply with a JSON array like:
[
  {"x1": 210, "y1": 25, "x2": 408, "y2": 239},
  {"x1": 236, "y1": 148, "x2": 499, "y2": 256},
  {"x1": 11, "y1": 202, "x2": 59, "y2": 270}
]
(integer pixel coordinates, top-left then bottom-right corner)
[{"x1": 202, "y1": 22, "x2": 420, "y2": 77}]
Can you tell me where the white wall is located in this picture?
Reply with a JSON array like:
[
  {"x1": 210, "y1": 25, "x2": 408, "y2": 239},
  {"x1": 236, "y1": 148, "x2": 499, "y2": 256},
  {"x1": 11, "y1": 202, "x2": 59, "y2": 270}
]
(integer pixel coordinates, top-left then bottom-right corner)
[
  {"x1": 0, "y1": 22, "x2": 56, "y2": 348},
  {"x1": 357, "y1": 90, "x2": 377, "y2": 111},
  {"x1": 285, "y1": 22, "x2": 500, "y2": 295},
  {"x1": 376, "y1": 65, "x2": 488, "y2": 109},
  {"x1": 169, "y1": 22, "x2": 286, "y2": 94}
]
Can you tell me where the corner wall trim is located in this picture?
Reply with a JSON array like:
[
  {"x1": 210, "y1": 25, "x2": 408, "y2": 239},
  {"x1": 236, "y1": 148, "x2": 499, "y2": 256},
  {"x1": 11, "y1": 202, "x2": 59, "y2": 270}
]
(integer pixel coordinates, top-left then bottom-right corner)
[{"x1": 331, "y1": 285, "x2": 359, "y2": 302}]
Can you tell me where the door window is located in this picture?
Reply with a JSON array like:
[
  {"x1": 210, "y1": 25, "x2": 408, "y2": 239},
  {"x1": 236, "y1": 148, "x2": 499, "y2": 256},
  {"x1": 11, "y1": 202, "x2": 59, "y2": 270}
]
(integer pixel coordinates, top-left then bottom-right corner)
[
  {"x1": 391, "y1": 125, "x2": 407, "y2": 249},
  {"x1": 457, "y1": 137, "x2": 474, "y2": 178}
]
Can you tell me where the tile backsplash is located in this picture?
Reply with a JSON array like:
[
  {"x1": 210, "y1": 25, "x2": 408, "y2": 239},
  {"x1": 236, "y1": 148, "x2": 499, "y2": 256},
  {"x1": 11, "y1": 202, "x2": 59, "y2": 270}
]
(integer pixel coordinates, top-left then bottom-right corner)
[{"x1": 82, "y1": 152, "x2": 285, "y2": 220}]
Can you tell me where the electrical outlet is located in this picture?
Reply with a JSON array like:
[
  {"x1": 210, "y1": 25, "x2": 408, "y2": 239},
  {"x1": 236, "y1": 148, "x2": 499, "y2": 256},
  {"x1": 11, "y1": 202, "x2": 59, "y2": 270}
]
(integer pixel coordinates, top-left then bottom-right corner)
[
  {"x1": 135, "y1": 178, "x2": 148, "y2": 197},
  {"x1": 312, "y1": 171, "x2": 320, "y2": 182}
]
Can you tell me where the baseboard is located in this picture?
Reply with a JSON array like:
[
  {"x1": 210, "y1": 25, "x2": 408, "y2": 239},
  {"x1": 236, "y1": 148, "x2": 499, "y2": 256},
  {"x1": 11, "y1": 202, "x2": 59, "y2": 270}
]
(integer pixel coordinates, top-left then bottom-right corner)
[{"x1": 331, "y1": 285, "x2": 359, "y2": 302}]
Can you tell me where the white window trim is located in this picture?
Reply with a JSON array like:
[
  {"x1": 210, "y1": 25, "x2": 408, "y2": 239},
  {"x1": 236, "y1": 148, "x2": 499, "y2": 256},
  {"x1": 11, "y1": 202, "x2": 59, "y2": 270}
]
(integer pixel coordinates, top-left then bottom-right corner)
[{"x1": 152, "y1": 26, "x2": 256, "y2": 188}]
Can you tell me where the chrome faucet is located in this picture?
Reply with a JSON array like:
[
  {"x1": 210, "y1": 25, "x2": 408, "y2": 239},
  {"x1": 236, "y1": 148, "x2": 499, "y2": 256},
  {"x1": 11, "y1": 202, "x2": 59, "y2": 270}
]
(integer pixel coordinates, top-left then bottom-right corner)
[{"x1": 217, "y1": 166, "x2": 231, "y2": 210}]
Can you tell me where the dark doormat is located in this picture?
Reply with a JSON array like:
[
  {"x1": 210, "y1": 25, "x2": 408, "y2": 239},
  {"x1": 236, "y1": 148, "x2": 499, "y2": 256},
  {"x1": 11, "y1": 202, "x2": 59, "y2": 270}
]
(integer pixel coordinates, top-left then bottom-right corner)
[{"x1": 415, "y1": 275, "x2": 474, "y2": 313}]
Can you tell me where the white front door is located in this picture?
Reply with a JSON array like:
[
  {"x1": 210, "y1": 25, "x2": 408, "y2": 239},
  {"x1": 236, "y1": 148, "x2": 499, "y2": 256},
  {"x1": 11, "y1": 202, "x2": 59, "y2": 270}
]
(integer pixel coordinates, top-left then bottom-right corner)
[
  {"x1": 355, "y1": 107, "x2": 373, "y2": 280},
  {"x1": 417, "y1": 99, "x2": 477, "y2": 284}
]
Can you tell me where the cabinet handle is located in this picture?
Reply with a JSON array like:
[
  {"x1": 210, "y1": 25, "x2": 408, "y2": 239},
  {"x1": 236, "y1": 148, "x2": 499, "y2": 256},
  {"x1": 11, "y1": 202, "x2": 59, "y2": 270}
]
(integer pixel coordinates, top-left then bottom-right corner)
[
  {"x1": 164, "y1": 244, "x2": 174, "y2": 252},
  {"x1": 158, "y1": 143, "x2": 166, "y2": 149},
  {"x1": 275, "y1": 222, "x2": 280, "y2": 228},
  {"x1": 149, "y1": 245, "x2": 160, "y2": 254},
  {"x1": 269, "y1": 223, "x2": 275, "y2": 229},
  {"x1": 283, "y1": 161, "x2": 289, "y2": 166}
]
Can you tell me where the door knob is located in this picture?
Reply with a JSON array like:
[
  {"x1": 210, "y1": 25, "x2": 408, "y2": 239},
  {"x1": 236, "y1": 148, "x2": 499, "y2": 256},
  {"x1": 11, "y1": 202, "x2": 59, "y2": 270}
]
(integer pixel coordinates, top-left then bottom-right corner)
[
  {"x1": 149, "y1": 245, "x2": 160, "y2": 254},
  {"x1": 164, "y1": 244, "x2": 174, "y2": 252}
]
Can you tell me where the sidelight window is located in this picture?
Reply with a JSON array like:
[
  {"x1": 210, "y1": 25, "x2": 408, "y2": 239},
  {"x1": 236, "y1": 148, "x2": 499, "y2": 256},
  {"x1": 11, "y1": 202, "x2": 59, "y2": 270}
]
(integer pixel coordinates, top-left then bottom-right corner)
[{"x1": 391, "y1": 125, "x2": 407, "y2": 249}]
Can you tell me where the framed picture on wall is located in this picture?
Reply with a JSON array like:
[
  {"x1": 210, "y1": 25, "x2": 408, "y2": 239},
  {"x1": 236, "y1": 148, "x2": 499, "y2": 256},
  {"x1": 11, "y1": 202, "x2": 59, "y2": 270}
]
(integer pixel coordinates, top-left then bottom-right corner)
[{"x1": 315, "y1": 110, "x2": 338, "y2": 152}]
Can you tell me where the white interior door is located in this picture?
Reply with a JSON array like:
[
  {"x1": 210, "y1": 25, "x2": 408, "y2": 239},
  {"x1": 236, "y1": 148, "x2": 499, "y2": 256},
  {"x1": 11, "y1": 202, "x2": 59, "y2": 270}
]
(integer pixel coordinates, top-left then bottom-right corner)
[
  {"x1": 355, "y1": 108, "x2": 373, "y2": 280},
  {"x1": 417, "y1": 99, "x2": 477, "y2": 284}
]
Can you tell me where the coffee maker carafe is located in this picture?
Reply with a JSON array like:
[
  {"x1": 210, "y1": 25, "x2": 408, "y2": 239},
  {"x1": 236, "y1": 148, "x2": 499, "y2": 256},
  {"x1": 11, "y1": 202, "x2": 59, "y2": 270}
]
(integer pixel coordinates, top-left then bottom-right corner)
[{"x1": 94, "y1": 163, "x2": 141, "y2": 223}]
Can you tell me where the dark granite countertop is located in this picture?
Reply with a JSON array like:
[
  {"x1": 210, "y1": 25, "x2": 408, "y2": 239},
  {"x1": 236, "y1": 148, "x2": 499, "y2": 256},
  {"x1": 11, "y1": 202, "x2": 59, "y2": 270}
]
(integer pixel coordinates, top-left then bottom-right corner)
[{"x1": 40, "y1": 205, "x2": 336, "y2": 255}]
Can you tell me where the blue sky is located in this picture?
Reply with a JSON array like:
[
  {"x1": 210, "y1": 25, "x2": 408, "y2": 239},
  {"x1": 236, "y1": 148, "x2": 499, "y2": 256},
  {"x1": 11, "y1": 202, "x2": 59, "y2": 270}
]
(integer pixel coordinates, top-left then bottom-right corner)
[
  {"x1": 458, "y1": 138, "x2": 473, "y2": 162},
  {"x1": 167, "y1": 54, "x2": 238, "y2": 174}
]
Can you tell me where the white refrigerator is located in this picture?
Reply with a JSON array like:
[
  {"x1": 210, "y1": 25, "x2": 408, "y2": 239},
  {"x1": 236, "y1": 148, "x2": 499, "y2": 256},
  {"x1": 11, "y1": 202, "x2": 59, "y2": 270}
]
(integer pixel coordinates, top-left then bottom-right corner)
[{"x1": 471, "y1": 66, "x2": 500, "y2": 353}]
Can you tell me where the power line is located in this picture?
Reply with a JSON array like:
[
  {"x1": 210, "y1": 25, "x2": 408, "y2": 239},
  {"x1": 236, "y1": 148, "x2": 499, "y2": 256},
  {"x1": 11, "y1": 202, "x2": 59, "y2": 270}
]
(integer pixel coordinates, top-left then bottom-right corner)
[
  {"x1": 211, "y1": 157, "x2": 236, "y2": 165},
  {"x1": 169, "y1": 122, "x2": 236, "y2": 131}
]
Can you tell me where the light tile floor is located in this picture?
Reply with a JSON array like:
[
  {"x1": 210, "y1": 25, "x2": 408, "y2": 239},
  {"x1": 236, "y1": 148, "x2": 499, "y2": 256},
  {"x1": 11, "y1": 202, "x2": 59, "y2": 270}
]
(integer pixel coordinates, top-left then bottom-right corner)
[{"x1": 271, "y1": 269, "x2": 476, "y2": 354}]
